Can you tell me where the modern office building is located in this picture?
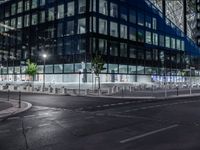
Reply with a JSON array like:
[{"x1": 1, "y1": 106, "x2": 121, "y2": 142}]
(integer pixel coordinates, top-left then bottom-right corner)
[{"x1": 0, "y1": 0, "x2": 200, "y2": 84}]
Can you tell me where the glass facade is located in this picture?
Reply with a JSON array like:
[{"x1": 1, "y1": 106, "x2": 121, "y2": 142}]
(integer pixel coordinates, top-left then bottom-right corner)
[{"x1": 0, "y1": 0, "x2": 198, "y2": 83}]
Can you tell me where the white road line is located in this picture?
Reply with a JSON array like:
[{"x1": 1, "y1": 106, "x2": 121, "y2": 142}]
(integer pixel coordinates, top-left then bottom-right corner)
[
  {"x1": 120, "y1": 124, "x2": 178, "y2": 144},
  {"x1": 0, "y1": 129, "x2": 10, "y2": 133},
  {"x1": 26, "y1": 126, "x2": 33, "y2": 130},
  {"x1": 125, "y1": 100, "x2": 200, "y2": 112},
  {"x1": 24, "y1": 115, "x2": 36, "y2": 118},
  {"x1": 38, "y1": 123, "x2": 51, "y2": 127},
  {"x1": 7, "y1": 117, "x2": 20, "y2": 120}
]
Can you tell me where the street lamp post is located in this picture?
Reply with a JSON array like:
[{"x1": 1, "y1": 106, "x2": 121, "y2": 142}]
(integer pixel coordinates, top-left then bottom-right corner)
[
  {"x1": 0, "y1": 65, "x2": 2, "y2": 82},
  {"x1": 79, "y1": 71, "x2": 81, "y2": 95},
  {"x1": 43, "y1": 54, "x2": 47, "y2": 92},
  {"x1": 164, "y1": 68, "x2": 167, "y2": 98},
  {"x1": 189, "y1": 67, "x2": 195, "y2": 95}
]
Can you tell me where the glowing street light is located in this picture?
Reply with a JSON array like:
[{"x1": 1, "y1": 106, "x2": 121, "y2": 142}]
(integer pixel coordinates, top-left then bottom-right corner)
[{"x1": 42, "y1": 54, "x2": 47, "y2": 92}]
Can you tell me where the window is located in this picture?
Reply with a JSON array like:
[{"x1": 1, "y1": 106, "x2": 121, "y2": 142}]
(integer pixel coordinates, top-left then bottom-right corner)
[
  {"x1": 138, "y1": 12, "x2": 144, "y2": 26},
  {"x1": 64, "y1": 38, "x2": 74, "y2": 55},
  {"x1": 4, "y1": 20, "x2": 9, "y2": 31},
  {"x1": 57, "y1": 4, "x2": 64, "y2": 19},
  {"x1": 119, "y1": 65, "x2": 128, "y2": 73},
  {"x1": 99, "y1": 39, "x2": 107, "y2": 55},
  {"x1": 153, "y1": 49, "x2": 158, "y2": 61},
  {"x1": 48, "y1": 0, "x2": 55, "y2": 4},
  {"x1": 32, "y1": 0, "x2": 38, "y2": 9},
  {"x1": 99, "y1": 0, "x2": 108, "y2": 15},
  {"x1": 120, "y1": 6, "x2": 127, "y2": 21},
  {"x1": 138, "y1": 49, "x2": 144, "y2": 60},
  {"x1": 120, "y1": 25, "x2": 127, "y2": 39},
  {"x1": 129, "y1": 9, "x2": 136, "y2": 24},
  {"x1": 78, "y1": 18, "x2": 86, "y2": 34},
  {"x1": 90, "y1": 0, "x2": 96, "y2": 12},
  {"x1": 181, "y1": 40, "x2": 185, "y2": 51},
  {"x1": 5, "y1": 6, "x2": 10, "y2": 17},
  {"x1": 120, "y1": 43, "x2": 127, "y2": 57},
  {"x1": 145, "y1": 16, "x2": 151, "y2": 28},
  {"x1": 48, "y1": 7, "x2": 55, "y2": 21},
  {"x1": 11, "y1": 3, "x2": 16, "y2": 15},
  {"x1": 129, "y1": 27, "x2": 136, "y2": 41},
  {"x1": 110, "y1": 3, "x2": 118, "y2": 18},
  {"x1": 17, "y1": 16, "x2": 22, "y2": 28},
  {"x1": 57, "y1": 23, "x2": 63, "y2": 37},
  {"x1": 67, "y1": 1, "x2": 74, "y2": 16},
  {"x1": 64, "y1": 64, "x2": 74, "y2": 73},
  {"x1": 25, "y1": 0, "x2": 30, "y2": 11},
  {"x1": 40, "y1": 11, "x2": 45, "y2": 23},
  {"x1": 171, "y1": 38, "x2": 176, "y2": 49},
  {"x1": 110, "y1": 22, "x2": 118, "y2": 37},
  {"x1": 165, "y1": 36, "x2": 170, "y2": 48},
  {"x1": 152, "y1": 18, "x2": 157, "y2": 30},
  {"x1": 152, "y1": 33, "x2": 158, "y2": 45},
  {"x1": 17, "y1": 1, "x2": 23, "y2": 13},
  {"x1": 77, "y1": 39, "x2": 86, "y2": 54},
  {"x1": 145, "y1": 31, "x2": 151, "y2": 44},
  {"x1": 78, "y1": 0, "x2": 86, "y2": 14},
  {"x1": 40, "y1": 0, "x2": 45, "y2": 6},
  {"x1": 90, "y1": 17, "x2": 96, "y2": 32},
  {"x1": 57, "y1": 39, "x2": 63, "y2": 56},
  {"x1": 108, "y1": 64, "x2": 118, "y2": 73},
  {"x1": 159, "y1": 35, "x2": 164, "y2": 47},
  {"x1": 90, "y1": 38, "x2": 96, "y2": 53},
  {"x1": 176, "y1": 39, "x2": 181, "y2": 50},
  {"x1": 24, "y1": 15, "x2": 30, "y2": 27},
  {"x1": 129, "y1": 65, "x2": 136, "y2": 74},
  {"x1": 146, "y1": 50, "x2": 152, "y2": 61},
  {"x1": 99, "y1": 19, "x2": 107, "y2": 35},
  {"x1": 110, "y1": 41, "x2": 118, "y2": 56},
  {"x1": 66, "y1": 20, "x2": 74, "y2": 35},
  {"x1": 137, "y1": 29, "x2": 144, "y2": 42},
  {"x1": 32, "y1": 13, "x2": 38, "y2": 25},
  {"x1": 11, "y1": 18, "x2": 16, "y2": 28},
  {"x1": 54, "y1": 64, "x2": 63, "y2": 73},
  {"x1": 129, "y1": 46, "x2": 137, "y2": 58}
]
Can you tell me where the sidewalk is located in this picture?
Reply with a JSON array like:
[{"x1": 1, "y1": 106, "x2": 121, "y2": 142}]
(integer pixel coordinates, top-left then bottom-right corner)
[
  {"x1": 84, "y1": 93, "x2": 200, "y2": 100},
  {"x1": 0, "y1": 99, "x2": 32, "y2": 120}
]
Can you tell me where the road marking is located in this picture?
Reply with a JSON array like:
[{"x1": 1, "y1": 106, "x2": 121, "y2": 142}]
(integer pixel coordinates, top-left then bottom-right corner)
[
  {"x1": 125, "y1": 100, "x2": 200, "y2": 112},
  {"x1": 38, "y1": 123, "x2": 51, "y2": 127},
  {"x1": 0, "y1": 129, "x2": 10, "y2": 133},
  {"x1": 24, "y1": 115, "x2": 36, "y2": 118},
  {"x1": 26, "y1": 126, "x2": 33, "y2": 130},
  {"x1": 7, "y1": 116, "x2": 20, "y2": 120},
  {"x1": 120, "y1": 124, "x2": 178, "y2": 144}
]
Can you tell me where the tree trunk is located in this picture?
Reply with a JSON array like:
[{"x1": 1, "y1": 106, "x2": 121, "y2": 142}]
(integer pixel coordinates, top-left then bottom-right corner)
[{"x1": 98, "y1": 76, "x2": 100, "y2": 90}]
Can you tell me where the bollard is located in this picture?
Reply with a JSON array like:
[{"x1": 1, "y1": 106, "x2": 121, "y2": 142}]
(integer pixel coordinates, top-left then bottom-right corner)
[
  {"x1": 176, "y1": 87, "x2": 179, "y2": 96},
  {"x1": 19, "y1": 91, "x2": 21, "y2": 108},
  {"x1": 7, "y1": 90, "x2": 10, "y2": 101},
  {"x1": 121, "y1": 88, "x2": 124, "y2": 97}
]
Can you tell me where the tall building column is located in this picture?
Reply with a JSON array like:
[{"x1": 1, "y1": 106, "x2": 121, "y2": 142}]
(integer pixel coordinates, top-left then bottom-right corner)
[
  {"x1": 162, "y1": 0, "x2": 166, "y2": 18},
  {"x1": 183, "y1": 0, "x2": 187, "y2": 36}
]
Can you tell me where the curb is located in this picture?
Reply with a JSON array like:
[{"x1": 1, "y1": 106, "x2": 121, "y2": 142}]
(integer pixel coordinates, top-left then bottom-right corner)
[
  {"x1": 80, "y1": 93, "x2": 200, "y2": 100},
  {"x1": 0, "y1": 100, "x2": 32, "y2": 120}
]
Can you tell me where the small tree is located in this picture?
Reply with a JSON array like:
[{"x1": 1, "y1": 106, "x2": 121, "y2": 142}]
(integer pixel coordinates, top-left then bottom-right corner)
[
  {"x1": 91, "y1": 54, "x2": 105, "y2": 90},
  {"x1": 25, "y1": 59, "x2": 38, "y2": 89}
]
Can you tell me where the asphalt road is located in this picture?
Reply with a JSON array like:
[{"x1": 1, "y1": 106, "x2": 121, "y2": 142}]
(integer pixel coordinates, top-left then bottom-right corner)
[{"x1": 1, "y1": 92, "x2": 200, "y2": 149}]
